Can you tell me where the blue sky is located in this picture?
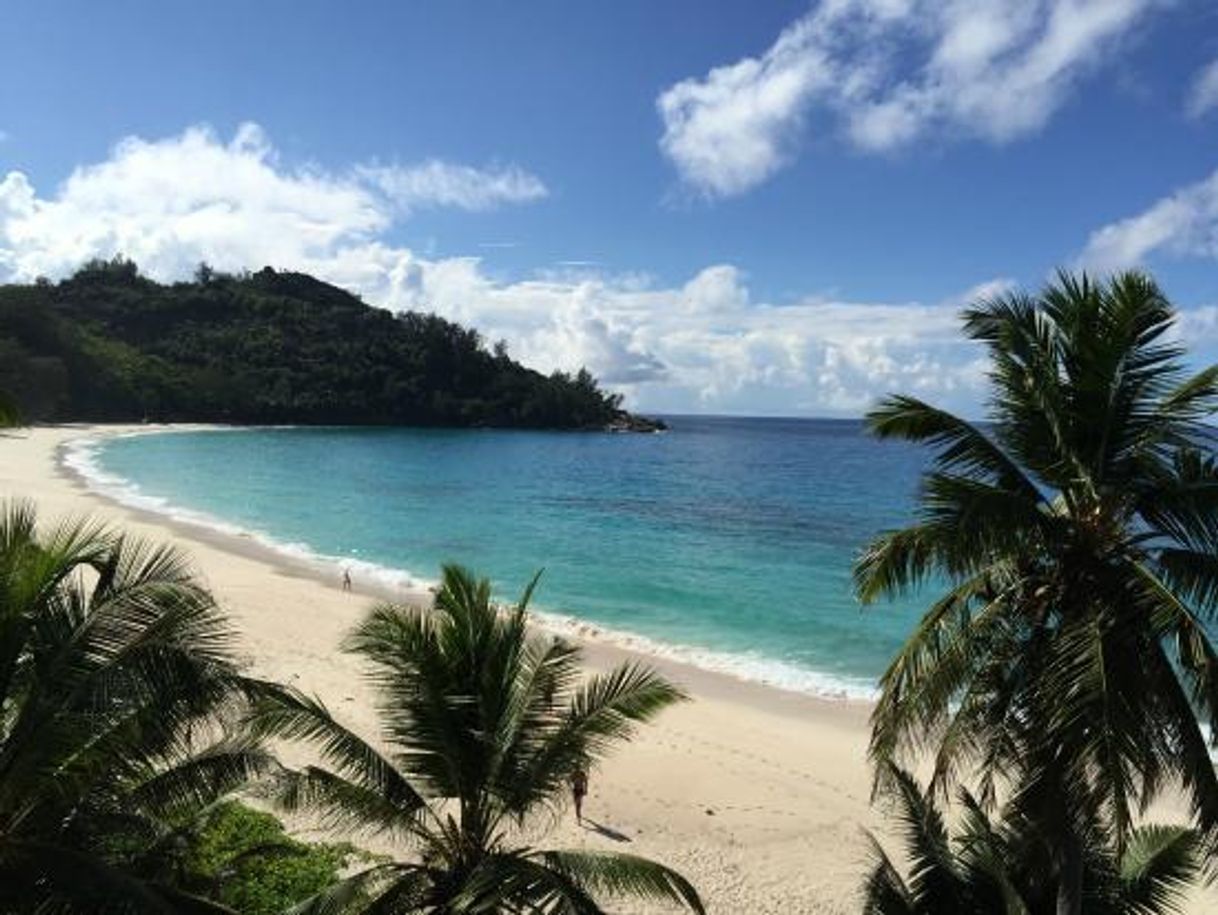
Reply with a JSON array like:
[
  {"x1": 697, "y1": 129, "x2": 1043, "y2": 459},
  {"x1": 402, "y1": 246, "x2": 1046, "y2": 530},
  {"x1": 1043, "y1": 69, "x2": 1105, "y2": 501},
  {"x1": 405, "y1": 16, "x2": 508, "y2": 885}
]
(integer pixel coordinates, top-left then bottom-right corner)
[{"x1": 3, "y1": 0, "x2": 1218, "y2": 416}]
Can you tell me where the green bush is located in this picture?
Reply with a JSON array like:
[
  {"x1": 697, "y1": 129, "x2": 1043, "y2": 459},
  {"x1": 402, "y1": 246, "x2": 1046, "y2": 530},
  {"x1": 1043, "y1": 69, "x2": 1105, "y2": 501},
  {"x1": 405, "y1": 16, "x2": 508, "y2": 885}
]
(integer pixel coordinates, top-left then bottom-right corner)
[{"x1": 186, "y1": 802, "x2": 359, "y2": 915}]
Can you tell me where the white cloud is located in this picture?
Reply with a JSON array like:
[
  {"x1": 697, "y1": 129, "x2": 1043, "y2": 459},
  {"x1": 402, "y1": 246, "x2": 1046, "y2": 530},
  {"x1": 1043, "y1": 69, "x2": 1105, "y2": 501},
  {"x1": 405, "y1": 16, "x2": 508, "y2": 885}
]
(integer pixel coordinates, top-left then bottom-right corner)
[
  {"x1": 0, "y1": 124, "x2": 391, "y2": 282},
  {"x1": 381, "y1": 259, "x2": 987, "y2": 415},
  {"x1": 658, "y1": 0, "x2": 1161, "y2": 196},
  {"x1": 1078, "y1": 166, "x2": 1218, "y2": 272},
  {"x1": 657, "y1": 15, "x2": 837, "y2": 197},
  {"x1": 1186, "y1": 59, "x2": 1218, "y2": 119},
  {"x1": 0, "y1": 122, "x2": 995, "y2": 415},
  {"x1": 356, "y1": 160, "x2": 547, "y2": 212},
  {"x1": 0, "y1": 123, "x2": 546, "y2": 282},
  {"x1": 1176, "y1": 304, "x2": 1218, "y2": 341}
]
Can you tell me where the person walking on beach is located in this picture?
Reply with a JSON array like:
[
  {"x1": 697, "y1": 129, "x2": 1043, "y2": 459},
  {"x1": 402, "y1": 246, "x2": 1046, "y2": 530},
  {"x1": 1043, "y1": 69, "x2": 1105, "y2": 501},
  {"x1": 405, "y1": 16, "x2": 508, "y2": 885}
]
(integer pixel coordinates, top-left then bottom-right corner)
[
  {"x1": 342, "y1": 569, "x2": 352, "y2": 592},
  {"x1": 571, "y1": 766, "x2": 589, "y2": 824}
]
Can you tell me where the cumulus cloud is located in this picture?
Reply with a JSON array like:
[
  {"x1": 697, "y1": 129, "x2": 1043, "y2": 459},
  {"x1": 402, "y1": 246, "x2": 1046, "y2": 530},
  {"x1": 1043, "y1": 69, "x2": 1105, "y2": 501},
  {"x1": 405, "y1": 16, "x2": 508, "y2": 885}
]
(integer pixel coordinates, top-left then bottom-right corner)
[
  {"x1": 658, "y1": 0, "x2": 1161, "y2": 196},
  {"x1": 356, "y1": 160, "x2": 547, "y2": 212},
  {"x1": 1078, "y1": 166, "x2": 1218, "y2": 272},
  {"x1": 1186, "y1": 59, "x2": 1218, "y2": 119},
  {"x1": 0, "y1": 124, "x2": 389, "y2": 282},
  {"x1": 0, "y1": 122, "x2": 995, "y2": 415},
  {"x1": 0, "y1": 123, "x2": 546, "y2": 282},
  {"x1": 382, "y1": 259, "x2": 986, "y2": 415},
  {"x1": 657, "y1": 15, "x2": 838, "y2": 198}
]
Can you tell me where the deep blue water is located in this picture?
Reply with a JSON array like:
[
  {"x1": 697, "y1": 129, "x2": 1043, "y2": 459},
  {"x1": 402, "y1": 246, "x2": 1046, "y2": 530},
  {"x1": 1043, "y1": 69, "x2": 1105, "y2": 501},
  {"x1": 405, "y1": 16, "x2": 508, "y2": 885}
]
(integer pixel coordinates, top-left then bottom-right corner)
[{"x1": 81, "y1": 417, "x2": 931, "y2": 696}]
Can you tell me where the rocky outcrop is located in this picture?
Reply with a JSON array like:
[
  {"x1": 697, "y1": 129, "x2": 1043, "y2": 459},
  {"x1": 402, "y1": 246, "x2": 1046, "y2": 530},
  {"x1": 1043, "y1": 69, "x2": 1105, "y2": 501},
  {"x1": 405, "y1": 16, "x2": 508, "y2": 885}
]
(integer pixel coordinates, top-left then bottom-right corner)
[{"x1": 603, "y1": 412, "x2": 668, "y2": 433}]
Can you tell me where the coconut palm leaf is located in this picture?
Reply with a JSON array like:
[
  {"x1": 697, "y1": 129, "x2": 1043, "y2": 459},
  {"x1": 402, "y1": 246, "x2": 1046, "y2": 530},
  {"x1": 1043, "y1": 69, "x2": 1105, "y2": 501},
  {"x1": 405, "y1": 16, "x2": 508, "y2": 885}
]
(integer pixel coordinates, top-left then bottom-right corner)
[
  {"x1": 0, "y1": 499, "x2": 276, "y2": 912},
  {"x1": 1116, "y1": 825, "x2": 1202, "y2": 915},
  {"x1": 125, "y1": 740, "x2": 278, "y2": 821},
  {"x1": 536, "y1": 850, "x2": 705, "y2": 913},
  {"x1": 4, "y1": 838, "x2": 243, "y2": 913},
  {"x1": 261, "y1": 563, "x2": 701, "y2": 914},
  {"x1": 856, "y1": 274, "x2": 1218, "y2": 901},
  {"x1": 274, "y1": 764, "x2": 422, "y2": 836},
  {"x1": 862, "y1": 833, "x2": 919, "y2": 915},
  {"x1": 864, "y1": 765, "x2": 1202, "y2": 915},
  {"x1": 252, "y1": 683, "x2": 426, "y2": 823},
  {"x1": 286, "y1": 863, "x2": 419, "y2": 915}
]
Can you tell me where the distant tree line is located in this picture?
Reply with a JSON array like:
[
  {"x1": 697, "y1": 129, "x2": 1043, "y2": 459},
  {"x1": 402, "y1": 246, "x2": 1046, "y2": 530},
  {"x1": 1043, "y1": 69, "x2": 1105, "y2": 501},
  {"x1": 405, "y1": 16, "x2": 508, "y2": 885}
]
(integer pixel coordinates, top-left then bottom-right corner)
[{"x1": 0, "y1": 257, "x2": 643, "y2": 429}]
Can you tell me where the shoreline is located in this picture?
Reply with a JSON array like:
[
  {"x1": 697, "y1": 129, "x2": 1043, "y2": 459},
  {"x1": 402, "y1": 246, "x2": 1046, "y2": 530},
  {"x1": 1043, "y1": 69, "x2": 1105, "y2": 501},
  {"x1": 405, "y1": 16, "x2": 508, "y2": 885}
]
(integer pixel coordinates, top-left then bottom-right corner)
[
  {"x1": 3, "y1": 422, "x2": 879, "y2": 913},
  {"x1": 58, "y1": 423, "x2": 880, "y2": 716},
  {"x1": 7, "y1": 423, "x2": 1216, "y2": 913}
]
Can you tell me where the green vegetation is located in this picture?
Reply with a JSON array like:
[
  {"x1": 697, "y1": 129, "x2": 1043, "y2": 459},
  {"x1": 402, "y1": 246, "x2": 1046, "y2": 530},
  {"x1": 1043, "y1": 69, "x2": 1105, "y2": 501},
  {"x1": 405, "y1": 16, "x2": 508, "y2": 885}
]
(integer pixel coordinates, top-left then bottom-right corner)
[
  {"x1": 178, "y1": 801, "x2": 360, "y2": 915},
  {"x1": 0, "y1": 498, "x2": 696, "y2": 913},
  {"x1": 253, "y1": 564, "x2": 705, "y2": 914},
  {"x1": 855, "y1": 271, "x2": 1218, "y2": 913},
  {"x1": 0, "y1": 499, "x2": 274, "y2": 912},
  {"x1": 863, "y1": 764, "x2": 1202, "y2": 914},
  {"x1": 17, "y1": 260, "x2": 1218, "y2": 912},
  {"x1": 0, "y1": 256, "x2": 653, "y2": 429}
]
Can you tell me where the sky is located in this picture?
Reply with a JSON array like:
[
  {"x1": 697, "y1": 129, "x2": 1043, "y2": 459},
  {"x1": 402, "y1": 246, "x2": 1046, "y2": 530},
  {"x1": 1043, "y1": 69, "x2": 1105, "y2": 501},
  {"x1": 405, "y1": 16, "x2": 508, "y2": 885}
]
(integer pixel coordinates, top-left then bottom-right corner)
[{"x1": 2, "y1": 0, "x2": 1218, "y2": 417}]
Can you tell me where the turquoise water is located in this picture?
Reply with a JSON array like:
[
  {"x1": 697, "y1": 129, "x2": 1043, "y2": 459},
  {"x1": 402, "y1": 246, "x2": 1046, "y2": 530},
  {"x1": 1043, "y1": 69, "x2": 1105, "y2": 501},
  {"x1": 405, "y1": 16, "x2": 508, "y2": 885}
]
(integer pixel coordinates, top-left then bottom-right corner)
[{"x1": 77, "y1": 418, "x2": 930, "y2": 696}]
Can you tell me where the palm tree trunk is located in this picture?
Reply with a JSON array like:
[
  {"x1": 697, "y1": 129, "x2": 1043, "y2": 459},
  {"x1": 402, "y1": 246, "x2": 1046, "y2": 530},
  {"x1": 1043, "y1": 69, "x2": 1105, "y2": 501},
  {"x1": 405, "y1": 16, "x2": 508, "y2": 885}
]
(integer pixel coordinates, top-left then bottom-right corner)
[{"x1": 1055, "y1": 834, "x2": 1083, "y2": 915}]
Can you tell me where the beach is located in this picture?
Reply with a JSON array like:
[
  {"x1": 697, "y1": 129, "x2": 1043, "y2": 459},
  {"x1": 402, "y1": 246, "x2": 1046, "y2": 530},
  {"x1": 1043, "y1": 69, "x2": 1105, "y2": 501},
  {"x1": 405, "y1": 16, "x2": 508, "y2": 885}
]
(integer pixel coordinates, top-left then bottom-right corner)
[{"x1": 4, "y1": 424, "x2": 1214, "y2": 913}]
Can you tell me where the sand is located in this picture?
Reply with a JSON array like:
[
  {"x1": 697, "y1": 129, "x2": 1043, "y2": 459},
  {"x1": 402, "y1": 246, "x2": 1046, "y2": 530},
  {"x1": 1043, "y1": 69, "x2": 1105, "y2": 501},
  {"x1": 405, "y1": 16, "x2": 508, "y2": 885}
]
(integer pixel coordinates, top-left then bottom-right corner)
[{"x1": 2, "y1": 424, "x2": 1213, "y2": 914}]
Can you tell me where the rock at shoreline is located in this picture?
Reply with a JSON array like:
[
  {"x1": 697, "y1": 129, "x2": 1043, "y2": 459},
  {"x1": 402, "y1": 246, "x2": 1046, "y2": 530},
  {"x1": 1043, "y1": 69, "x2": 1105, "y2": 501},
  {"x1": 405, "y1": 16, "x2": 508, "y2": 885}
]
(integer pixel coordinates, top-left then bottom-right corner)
[{"x1": 603, "y1": 412, "x2": 668, "y2": 433}]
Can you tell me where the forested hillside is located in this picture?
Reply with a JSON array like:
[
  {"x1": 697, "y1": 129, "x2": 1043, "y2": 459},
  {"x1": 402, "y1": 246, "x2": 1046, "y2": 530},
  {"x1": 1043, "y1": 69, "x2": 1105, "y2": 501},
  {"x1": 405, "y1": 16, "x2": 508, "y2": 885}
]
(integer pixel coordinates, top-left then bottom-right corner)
[{"x1": 0, "y1": 258, "x2": 659, "y2": 430}]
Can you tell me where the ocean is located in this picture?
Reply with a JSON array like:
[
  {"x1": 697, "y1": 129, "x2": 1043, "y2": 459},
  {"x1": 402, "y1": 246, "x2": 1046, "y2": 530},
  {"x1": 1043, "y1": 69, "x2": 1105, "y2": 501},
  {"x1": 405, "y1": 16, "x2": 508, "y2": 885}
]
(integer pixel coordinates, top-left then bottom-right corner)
[{"x1": 68, "y1": 417, "x2": 933, "y2": 698}]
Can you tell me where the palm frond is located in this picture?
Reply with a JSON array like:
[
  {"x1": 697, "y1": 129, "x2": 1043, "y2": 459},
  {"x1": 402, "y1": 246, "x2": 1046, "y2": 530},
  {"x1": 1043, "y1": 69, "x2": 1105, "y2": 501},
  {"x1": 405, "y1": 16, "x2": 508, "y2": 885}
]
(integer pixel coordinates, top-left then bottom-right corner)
[
  {"x1": 247, "y1": 684, "x2": 424, "y2": 817},
  {"x1": 866, "y1": 395, "x2": 1044, "y2": 501},
  {"x1": 857, "y1": 271, "x2": 1218, "y2": 877},
  {"x1": 881, "y1": 763, "x2": 963, "y2": 908},
  {"x1": 454, "y1": 852, "x2": 603, "y2": 915},
  {"x1": 1117, "y1": 825, "x2": 1202, "y2": 915},
  {"x1": 537, "y1": 849, "x2": 705, "y2": 913},
  {"x1": 273, "y1": 765, "x2": 422, "y2": 836},
  {"x1": 285, "y1": 864, "x2": 412, "y2": 915},
  {"x1": 861, "y1": 833, "x2": 917, "y2": 914},
  {"x1": 126, "y1": 740, "x2": 278, "y2": 821},
  {"x1": 4, "y1": 839, "x2": 217, "y2": 914},
  {"x1": 263, "y1": 562, "x2": 699, "y2": 915}
]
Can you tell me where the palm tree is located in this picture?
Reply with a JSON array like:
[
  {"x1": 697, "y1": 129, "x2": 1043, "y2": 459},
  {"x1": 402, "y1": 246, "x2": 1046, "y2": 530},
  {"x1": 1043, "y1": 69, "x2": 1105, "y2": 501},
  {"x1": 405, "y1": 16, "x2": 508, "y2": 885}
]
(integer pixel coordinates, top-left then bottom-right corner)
[
  {"x1": 0, "y1": 499, "x2": 275, "y2": 913},
  {"x1": 254, "y1": 563, "x2": 704, "y2": 914},
  {"x1": 863, "y1": 763, "x2": 1203, "y2": 915},
  {"x1": 853, "y1": 272, "x2": 1218, "y2": 911}
]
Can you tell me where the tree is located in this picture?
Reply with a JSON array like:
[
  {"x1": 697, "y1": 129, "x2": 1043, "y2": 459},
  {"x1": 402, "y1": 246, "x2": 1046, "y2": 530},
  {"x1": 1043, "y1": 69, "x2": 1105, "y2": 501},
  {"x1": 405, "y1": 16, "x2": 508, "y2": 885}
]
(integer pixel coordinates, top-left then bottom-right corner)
[
  {"x1": 863, "y1": 764, "x2": 1202, "y2": 915},
  {"x1": 254, "y1": 564, "x2": 704, "y2": 914},
  {"x1": 853, "y1": 272, "x2": 1218, "y2": 912},
  {"x1": 166, "y1": 801, "x2": 361, "y2": 915},
  {"x1": 0, "y1": 499, "x2": 275, "y2": 913},
  {"x1": 0, "y1": 264, "x2": 639, "y2": 428}
]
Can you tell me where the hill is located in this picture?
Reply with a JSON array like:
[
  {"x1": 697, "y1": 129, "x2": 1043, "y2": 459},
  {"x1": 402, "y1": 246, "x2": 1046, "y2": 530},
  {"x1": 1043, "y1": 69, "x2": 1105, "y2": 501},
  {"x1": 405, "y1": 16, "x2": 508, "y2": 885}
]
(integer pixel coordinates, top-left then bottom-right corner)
[{"x1": 0, "y1": 258, "x2": 662, "y2": 431}]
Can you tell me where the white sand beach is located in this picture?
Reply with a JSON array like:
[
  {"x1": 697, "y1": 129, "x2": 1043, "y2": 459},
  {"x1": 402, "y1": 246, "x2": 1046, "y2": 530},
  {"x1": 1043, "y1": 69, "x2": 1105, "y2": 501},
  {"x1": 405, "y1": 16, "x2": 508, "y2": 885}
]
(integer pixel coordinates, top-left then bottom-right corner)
[{"x1": 3, "y1": 424, "x2": 1214, "y2": 913}]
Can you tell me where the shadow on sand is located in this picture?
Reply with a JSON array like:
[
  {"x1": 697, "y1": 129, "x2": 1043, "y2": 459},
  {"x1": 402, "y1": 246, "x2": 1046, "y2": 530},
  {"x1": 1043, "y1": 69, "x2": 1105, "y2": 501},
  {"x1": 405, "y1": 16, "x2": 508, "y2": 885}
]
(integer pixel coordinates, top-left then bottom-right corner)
[{"x1": 580, "y1": 819, "x2": 632, "y2": 843}]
